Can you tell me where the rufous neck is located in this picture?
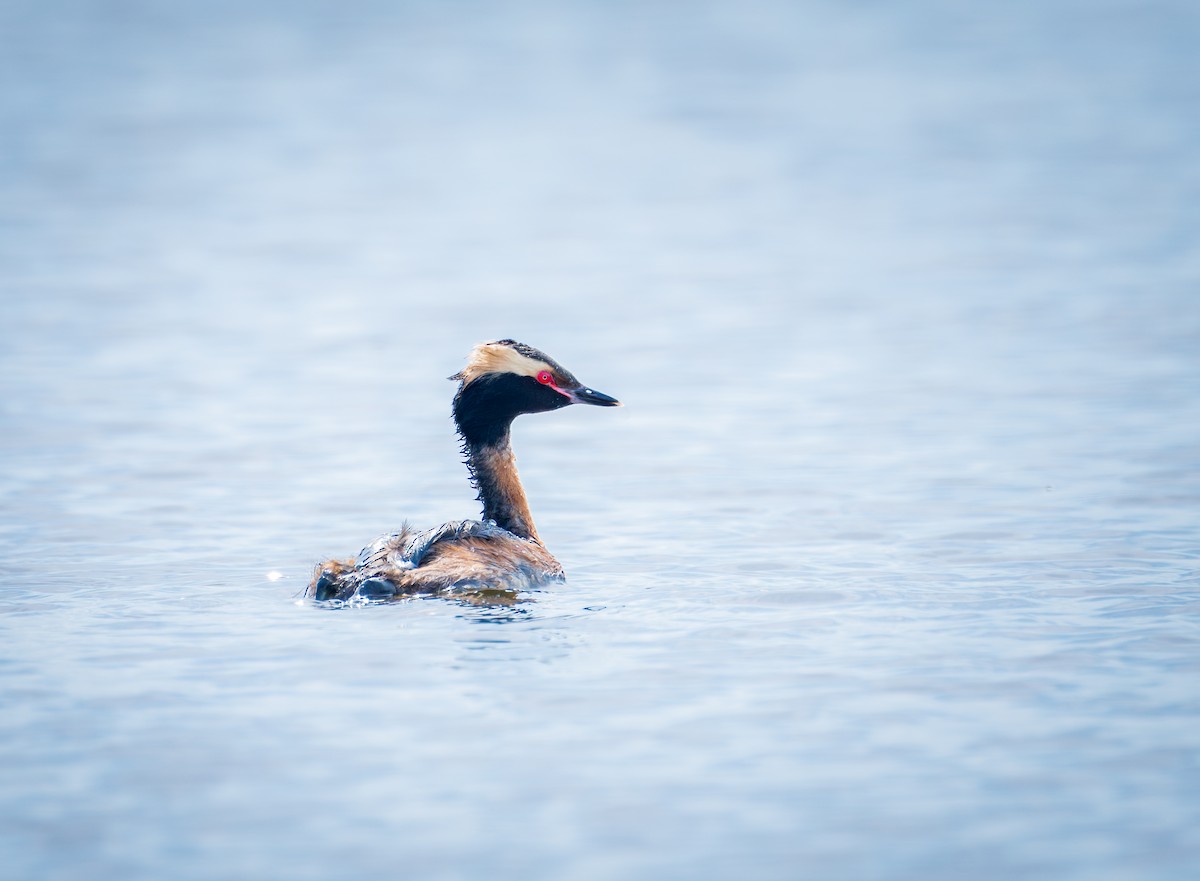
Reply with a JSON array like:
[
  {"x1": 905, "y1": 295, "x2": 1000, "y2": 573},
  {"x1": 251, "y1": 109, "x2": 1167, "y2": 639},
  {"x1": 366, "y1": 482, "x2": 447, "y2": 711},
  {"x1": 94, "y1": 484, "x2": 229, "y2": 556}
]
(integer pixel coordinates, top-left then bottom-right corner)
[{"x1": 464, "y1": 434, "x2": 540, "y2": 542}]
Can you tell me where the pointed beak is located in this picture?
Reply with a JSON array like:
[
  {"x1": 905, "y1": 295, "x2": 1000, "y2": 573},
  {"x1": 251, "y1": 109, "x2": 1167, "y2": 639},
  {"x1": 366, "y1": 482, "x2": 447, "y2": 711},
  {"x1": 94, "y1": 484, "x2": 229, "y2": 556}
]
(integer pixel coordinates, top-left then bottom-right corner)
[{"x1": 564, "y1": 386, "x2": 622, "y2": 407}]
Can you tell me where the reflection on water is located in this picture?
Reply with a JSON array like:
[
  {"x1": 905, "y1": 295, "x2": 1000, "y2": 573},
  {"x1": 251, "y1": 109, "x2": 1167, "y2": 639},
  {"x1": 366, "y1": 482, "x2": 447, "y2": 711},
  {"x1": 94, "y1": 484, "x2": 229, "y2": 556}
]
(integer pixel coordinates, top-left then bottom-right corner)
[{"x1": 2, "y1": 1, "x2": 1199, "y2": 880}]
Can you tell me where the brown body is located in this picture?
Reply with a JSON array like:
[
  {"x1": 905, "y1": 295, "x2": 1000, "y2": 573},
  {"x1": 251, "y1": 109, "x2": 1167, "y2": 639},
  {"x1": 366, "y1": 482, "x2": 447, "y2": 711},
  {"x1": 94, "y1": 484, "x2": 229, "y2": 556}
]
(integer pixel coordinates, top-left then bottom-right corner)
[
  {"x1": 311, "y1": 523, "x2": 563, "y2": 599},
  {"x1": 305, "y1": 340, "x2": 619, "y2": 602}
]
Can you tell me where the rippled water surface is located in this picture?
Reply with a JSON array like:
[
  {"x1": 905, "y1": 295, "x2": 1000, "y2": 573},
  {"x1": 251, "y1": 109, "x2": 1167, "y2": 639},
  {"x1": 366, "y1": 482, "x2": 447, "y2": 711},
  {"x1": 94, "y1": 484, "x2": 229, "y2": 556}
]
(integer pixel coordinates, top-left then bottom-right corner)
[{"x1": 2, "y1": 2, "x2": 1198, "y2": 879}]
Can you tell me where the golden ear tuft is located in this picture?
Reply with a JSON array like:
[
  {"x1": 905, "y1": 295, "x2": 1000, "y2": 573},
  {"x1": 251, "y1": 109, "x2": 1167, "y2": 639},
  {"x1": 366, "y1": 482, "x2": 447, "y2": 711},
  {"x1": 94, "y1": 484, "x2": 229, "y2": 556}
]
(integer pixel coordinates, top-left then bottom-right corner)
[{"x1": 456, "y1": 341, "x2": 549, "y2": 384}]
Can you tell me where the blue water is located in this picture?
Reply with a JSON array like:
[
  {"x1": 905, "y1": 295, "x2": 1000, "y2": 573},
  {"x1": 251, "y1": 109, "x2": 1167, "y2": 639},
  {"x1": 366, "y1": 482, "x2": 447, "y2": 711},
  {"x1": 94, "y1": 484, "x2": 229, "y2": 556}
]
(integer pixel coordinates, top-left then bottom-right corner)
[{"x1": 2, "y1": 2, "x2": 1198, "y2": 879}]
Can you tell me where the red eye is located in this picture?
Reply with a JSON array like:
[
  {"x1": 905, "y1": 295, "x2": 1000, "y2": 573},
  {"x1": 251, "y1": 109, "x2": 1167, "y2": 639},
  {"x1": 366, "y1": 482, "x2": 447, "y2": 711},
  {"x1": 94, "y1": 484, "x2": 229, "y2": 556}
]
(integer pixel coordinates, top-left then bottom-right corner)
[{"x1": 537, "y1": 370, "x2": 554, "y2": 385}]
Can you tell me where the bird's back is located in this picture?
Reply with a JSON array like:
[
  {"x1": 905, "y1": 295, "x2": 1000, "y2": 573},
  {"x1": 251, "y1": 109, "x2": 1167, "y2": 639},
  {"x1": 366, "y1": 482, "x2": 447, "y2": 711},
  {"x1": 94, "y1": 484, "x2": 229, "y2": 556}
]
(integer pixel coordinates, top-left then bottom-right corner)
[{"x1": 306, "y1": 520, "x2": 563, "y2": 602}]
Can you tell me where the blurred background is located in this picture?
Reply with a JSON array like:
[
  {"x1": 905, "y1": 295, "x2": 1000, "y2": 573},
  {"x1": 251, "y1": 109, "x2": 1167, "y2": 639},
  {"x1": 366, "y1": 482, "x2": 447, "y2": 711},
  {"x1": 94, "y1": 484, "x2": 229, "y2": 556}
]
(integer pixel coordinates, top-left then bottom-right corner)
[{"x1": 1, "y1": 1, "x2": 1198, "y2": 880}]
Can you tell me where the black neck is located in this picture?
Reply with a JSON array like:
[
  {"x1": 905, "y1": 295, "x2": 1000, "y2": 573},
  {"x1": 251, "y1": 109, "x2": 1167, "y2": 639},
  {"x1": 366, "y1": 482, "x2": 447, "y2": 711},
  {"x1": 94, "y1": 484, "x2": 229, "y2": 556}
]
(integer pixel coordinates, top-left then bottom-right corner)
[{"x1": 452, "y1": 372, "x2": 567, "y2": 542}]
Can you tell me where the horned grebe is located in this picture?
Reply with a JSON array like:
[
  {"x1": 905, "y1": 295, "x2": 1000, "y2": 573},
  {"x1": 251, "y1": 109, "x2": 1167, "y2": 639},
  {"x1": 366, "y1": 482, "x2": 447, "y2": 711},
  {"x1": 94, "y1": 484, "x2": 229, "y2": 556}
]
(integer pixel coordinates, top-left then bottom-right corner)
[{"x1": 306, "y1": 339, "x2": 620, "y2": 601}]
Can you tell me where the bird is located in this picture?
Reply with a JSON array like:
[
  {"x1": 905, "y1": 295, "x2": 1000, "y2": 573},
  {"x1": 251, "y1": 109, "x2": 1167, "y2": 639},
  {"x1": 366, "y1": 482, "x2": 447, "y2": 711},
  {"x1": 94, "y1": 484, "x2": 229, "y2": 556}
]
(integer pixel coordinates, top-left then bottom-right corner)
[{"x1": 306, "y1": 339, "x2": 621, "y2": 602}]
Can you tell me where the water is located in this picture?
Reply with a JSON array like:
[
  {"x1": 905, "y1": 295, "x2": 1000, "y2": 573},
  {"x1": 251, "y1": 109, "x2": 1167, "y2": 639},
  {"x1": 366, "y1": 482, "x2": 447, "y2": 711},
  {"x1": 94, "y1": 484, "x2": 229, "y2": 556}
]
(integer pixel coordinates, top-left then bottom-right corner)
[{"x1": 2, "y1": 1, "x2": 1198, "y2": 879}]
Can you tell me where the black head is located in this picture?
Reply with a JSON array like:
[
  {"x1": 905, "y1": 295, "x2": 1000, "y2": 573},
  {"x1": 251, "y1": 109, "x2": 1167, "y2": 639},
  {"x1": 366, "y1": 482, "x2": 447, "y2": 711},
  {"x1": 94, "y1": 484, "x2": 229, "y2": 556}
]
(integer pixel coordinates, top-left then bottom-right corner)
[{"x1": 451, "y1": 339, "x2": 620, "y2": 447}]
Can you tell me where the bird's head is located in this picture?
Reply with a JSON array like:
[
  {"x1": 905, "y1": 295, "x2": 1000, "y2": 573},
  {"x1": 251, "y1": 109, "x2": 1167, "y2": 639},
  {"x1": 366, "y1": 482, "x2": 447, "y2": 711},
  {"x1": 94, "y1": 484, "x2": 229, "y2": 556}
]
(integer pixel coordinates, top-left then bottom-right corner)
[{"x1": 451, "y1": 339, "x2": 621, "y2": 446}]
